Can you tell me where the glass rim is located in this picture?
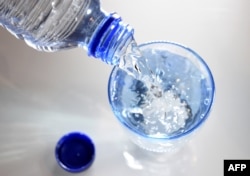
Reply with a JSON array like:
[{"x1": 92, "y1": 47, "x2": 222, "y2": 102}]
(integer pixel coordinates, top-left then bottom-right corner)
[{"x1": 108, "y1": 41, "x2": 215, "y2": 140}]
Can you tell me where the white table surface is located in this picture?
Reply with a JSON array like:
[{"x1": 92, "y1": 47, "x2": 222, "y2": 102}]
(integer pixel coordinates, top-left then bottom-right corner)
[{"x1": 0, "y1": 0, "x2": 249, "y2": 175}]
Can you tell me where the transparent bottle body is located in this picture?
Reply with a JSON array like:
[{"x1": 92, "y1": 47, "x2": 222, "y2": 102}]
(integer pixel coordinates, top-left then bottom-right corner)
[{"x1": 0, "y1": 0, "x2": 105, "y2": 51}]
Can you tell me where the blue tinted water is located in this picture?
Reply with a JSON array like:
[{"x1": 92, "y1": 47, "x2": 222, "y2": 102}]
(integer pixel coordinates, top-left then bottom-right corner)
[{"x1": 109, "y1": 44, "x2": 210, "y2": 139}]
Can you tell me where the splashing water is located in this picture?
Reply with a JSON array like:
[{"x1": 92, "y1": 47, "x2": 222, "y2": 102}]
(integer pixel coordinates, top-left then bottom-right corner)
[
  {"x1": 119, "y1": 41, "x2": 163, "y2": 96},
  {"x1": 115, "y1": 41, "x2": 198, "y2": 137}
]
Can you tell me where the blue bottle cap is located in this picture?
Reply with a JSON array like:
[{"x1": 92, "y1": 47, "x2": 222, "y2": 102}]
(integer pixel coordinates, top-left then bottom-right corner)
[{"x1": 55, "y1": 132, "x2": 95, "y2": 173}]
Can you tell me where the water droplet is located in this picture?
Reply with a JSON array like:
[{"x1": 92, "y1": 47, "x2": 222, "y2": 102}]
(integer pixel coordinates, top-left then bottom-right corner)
[
  {"x1": 200, "y1": 113, "x2": 205, "y2": 119},
  {"x1": 204, "y1": 98, "x2": 210, "y2": 105}
]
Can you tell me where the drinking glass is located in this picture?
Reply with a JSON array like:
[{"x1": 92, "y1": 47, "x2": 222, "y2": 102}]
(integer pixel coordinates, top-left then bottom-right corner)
[{"x1": 108, "y1": 41, "x2": 215, "y2": 152}]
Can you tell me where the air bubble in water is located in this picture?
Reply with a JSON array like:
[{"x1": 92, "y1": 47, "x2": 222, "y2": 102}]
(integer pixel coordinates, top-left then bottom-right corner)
[{"x1": 204, "y1": 98, "x2": 210, "y2": 105}]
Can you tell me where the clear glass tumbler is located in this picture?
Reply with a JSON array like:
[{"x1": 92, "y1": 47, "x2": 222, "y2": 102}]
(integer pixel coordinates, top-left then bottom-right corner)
[{"x1": 108, "y1": 41, "x2": 215, "y2": 152}]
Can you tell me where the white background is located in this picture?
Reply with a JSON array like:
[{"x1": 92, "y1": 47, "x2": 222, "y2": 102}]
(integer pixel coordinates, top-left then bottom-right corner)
[{"x1": 0, "y1": 0, "x2": 249, "y2": 175}]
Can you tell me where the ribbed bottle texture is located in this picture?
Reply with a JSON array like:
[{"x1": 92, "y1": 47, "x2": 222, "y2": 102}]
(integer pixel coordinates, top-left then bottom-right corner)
[{"x1": 0, "y1": 0, "x2": 133, "y2": 64}]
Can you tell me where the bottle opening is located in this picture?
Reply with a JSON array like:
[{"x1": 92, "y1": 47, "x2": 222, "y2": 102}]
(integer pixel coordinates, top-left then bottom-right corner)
[
  {"x1": 88, "y1": 13, "x2": 134, "y2": 65},
  {"x1": 88, "y1": 13, "x2": 119, "y2": 58}
]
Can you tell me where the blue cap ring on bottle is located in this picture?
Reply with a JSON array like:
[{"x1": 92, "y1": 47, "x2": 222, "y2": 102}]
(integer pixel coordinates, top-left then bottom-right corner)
[{"x1": 55, "y1": 132, "x2": 95, "y2": 173}]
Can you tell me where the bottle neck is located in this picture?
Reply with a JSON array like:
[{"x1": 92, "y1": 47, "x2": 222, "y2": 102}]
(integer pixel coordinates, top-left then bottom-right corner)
[{"x1": 88, "y1": 13, "x2": 134, "y2": 65}]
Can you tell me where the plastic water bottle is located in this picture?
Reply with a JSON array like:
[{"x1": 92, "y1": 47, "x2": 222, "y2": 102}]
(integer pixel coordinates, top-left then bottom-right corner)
[{"x1": 0, "y1": 0, "x2": 134, "y2": 65}]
